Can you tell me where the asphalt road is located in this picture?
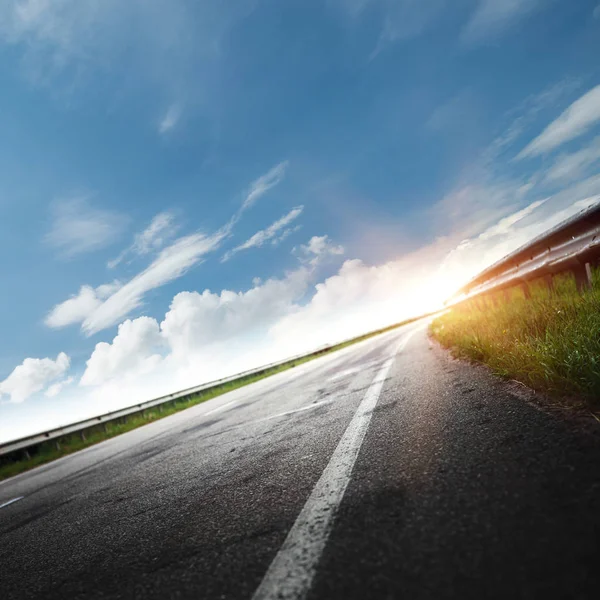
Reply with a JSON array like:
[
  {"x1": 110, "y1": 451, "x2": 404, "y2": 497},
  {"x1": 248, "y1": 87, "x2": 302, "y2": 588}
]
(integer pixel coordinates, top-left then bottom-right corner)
[{"x1": 1, "y1": 321, "x2": 600, "y2": 600}]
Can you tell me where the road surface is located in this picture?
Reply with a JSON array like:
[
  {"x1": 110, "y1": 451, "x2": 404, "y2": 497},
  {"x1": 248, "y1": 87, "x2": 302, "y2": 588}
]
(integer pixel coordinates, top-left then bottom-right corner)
[{"x1": 1, "y1": 321, "x2": 600, "y2": 599}]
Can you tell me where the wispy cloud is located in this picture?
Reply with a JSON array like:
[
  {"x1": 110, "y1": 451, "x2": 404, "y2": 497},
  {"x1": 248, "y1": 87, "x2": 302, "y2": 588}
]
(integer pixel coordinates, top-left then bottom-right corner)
[
  {"x1": 242, "y1": 161, "x2": 289, "y2": 211},
  {"x1": 483, "y1": 78, "x2": 582, "y2": 164},
  {"x1": 0, "y1": 0, "x2": 252, "y2": 95},
  {"x1": 108, "y1": 211, "x2": 177, "y2": 269},
  {"x1": 545, "y1": 136, "x2": 600, "y2": 183},
  {"x1": 158, "y1": 103, "x2": 182, "y2": 134},
  {"x1": 223, "y1": 161, "x2": 290, "y2": 234},
  {"x1": 45, "y1": 196, "x2": 126, "y2": 258},
  {"x1": 221, "y1": 206, "x2": 303, "y2": 262},
  {"x1": 83, "y1": 230, "x2": 226, "y2": 335},
  {"x1": 272, "y1": 225, "x2": 302, "y2": 247},
  {"x1": 518, "y1": 85, "x2": 600, "y2": 158},
  {"x1": 462, "y1": 0, "x2": 548, "y2": 44},
  {"x1": 45, "y1": 281, "x2": 121, "y2": 328},
  {"x1": 46, "y1": 163, "x2": 288, "y2": 335}
]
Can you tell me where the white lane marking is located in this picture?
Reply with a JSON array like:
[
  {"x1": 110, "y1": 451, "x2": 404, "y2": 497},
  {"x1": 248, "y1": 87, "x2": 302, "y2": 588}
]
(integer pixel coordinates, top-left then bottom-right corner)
[
  {"x1": 250, "y1": 400, "x2": 333, "y2": 425},
  {"x1": 0, "y1": 496, "x2": 24, "y2": 510},
  {"x1": 252, "y1": 330, "x2": 415, "y2": 600},
  {"x1": 204, "y1": 399, "x2": 239, "y2": 416}
]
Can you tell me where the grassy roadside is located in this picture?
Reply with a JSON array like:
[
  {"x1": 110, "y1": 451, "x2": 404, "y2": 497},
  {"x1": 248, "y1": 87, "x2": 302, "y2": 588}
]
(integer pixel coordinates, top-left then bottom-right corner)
[
  {"x1": 430, "y1": 269, "x2": 600, "y2": 409},
  {"x1": 0, "y1": 315, "x2": 425, "y2": 481}
]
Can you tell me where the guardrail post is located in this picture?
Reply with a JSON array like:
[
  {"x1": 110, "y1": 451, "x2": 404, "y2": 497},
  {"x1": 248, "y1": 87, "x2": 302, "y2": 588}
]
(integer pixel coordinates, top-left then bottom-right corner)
[
  {"x1": 544, "y1": 274, "x2": 554, "y2": 294},
  {"x1": 80, "y1": 431, "x2": 86, "y2": 442},
  {"x1": 573, "y1": 263, "x2": 592, "y2": 293},
  {"x1": 585, "y1": 262, "x2": 593, "y2": 288},
  {"x1": 55, "y1": 440, "x2": 61, "y2": 452},
  {"x1": 520, "y1": 282, "x2": 531, "y2": 300}
]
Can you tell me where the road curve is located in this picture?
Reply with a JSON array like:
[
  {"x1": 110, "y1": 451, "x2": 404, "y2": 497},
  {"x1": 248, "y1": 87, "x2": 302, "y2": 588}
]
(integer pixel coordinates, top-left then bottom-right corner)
[{"x1": 1, "y1": 321, "x2": 600, "y2": 599}]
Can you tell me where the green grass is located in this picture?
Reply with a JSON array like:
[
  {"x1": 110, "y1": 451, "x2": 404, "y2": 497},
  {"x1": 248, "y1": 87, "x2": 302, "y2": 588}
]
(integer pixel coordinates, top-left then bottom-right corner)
[
  {"x1": 430, "y1": 268, "x2": 600, "y2": 409},
  {"x1": 0, "y1": 315, "x2": 425, "y2": 481}
]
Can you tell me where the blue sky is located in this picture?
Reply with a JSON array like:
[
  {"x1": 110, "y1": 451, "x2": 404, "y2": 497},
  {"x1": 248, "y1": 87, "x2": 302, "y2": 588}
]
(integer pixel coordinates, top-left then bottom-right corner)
[{"x1": 1, "y1": 0, "x2": 600, "y2": 442}]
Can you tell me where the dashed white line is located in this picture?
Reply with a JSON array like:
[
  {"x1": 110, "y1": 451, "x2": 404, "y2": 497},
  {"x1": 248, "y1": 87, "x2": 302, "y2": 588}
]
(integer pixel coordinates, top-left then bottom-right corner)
[
  {"x1": 0, "y1": 496, "x2": 24, "y2": 510},
  {"x1": 251, "y1": 330, "x2": 415, "y2": 600}
]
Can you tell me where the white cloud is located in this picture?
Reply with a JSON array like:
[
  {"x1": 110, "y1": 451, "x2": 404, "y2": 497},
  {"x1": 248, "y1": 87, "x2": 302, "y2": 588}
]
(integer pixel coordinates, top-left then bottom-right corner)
[
  {"x1": 294, "y1": 235, "x2": 345, "y2": 266},
  {"x1": 0, "y1": 0, "x2": 253, "y2": 96},
  {"x1": 272, "y1": 225, "x2": 302, "y2": 246},
  {"x1": 476, "y1": 199, "x2": 547, "y2": 240},
  {"x1": 462, "y1": 0, "x2": 547, "y2": 43},
  {"x1": 545, "y1": 136, "x2": 600, "y2": 183},
  {"x1": 83, "y1": 230, "x2": 225, "y2": 335},
  {"x1": 372, "y1": 0, "x2": 446, "y2": 53},
  {"x1": 45, "y1": 281, "x2": 121, "y2": 328},
  {"x1": 108, "y1": 211, "x2": 177, "y2": 269},
  {"x1": 162, "y1": 268, "x2": 311, "y2": 358},
  {"x1": 483, "y1": 78, "x2": 582, "y2": 164},
  {"x1": 158, "y1": 103, "x2": 182, "y2": 134},
  {"x1": 518, "y1": 85, "x2": 600, "y2": 158},
  {"x1": 45, "y1": 376, "x2": 74, "y2": 398},
  {"x1": 335, "y1": 0, "x2": 446, "y2": 53},
  {"x1": 47, "y1": 163, "x2": 287, "y2": 336},
  {"x1": 221, "y1": 206, "x2": 303, "y2": 261},
  {"x1": 594, "y1": 4, "x2": 600, "y2": 19},
  {"x1": 242, "y1": 161, "x2": 289, "y2": 211},
  {"x1": 0, "y1": 352, "x2": 70, "y2": 403},
  {"x1": 81, "y1": 317, "x2": 164, "y2": 386},
  {"x1": 45, "y1": 196, "x2": 126, "y2": 258}
]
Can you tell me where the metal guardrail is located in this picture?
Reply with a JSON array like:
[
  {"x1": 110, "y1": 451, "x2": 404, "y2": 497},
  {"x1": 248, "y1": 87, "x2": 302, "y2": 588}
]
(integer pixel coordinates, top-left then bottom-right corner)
[
  {"x1": 0, "y1": 347, "x2": 330, "y2": 459},
  {"x1": 449, "y1": 200, "x2": 600, "y2": 303}
]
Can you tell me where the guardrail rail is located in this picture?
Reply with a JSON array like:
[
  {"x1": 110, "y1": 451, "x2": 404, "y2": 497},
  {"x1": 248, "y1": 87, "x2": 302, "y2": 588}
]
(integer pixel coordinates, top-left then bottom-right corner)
[{"x1": 448, "y1": 200, "x2": 600, "y2": 304}]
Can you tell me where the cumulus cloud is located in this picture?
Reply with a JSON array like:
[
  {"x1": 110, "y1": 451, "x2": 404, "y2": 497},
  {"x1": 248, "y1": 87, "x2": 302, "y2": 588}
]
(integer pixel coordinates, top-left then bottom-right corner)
[
  {"x1": 221, "y1": 206, "x2": 303, "y2": 261},
  {"x1": 0, "y1": 352, "x2": 70, "y2": 403},
  {"x1": 45, "y1": 376, "x2": 74, "y2": 398},
  {"x1": 518, "y1": 85, "x2": 600, "y2": 158},
  {"x1": 45, "y1": 281, "x2": 121, "y2": 328},
  {"x1": 162, "y1": 267, "x2": 311, "y2": 358},
  {"x1": 294, "y1": 235, "x2": 344, "y2": 266},
  {"x1": 108, "y1": 211, "x2": 177, "y2": 269},
  {"x1": 81, "y1": 317, "x2": 164, "y2": 386},
  {"x1": 45, "y1": 196, "x2": 126, "y2": 258}
]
